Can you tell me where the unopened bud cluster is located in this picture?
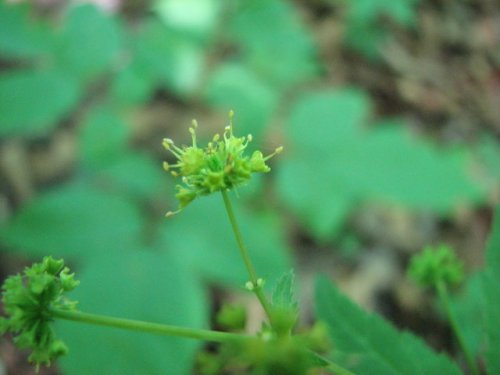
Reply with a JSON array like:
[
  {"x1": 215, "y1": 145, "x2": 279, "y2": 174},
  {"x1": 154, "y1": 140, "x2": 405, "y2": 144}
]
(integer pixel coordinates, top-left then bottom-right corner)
[
  {"x1": 408, "y1": 244, "x2": 464, "y2": 287},
  {"x1": 0, "y1": 257, "x2": 79, "y2": 368}
]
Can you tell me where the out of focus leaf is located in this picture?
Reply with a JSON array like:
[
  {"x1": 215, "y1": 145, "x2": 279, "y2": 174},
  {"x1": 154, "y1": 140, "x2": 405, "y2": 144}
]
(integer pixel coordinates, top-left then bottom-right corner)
[
  {"x1": 452, "y1": 274, "x2": 486, "y2": 361},
  {"x1": 132, "y1": 19, "x2": 205, "y2": 96},
  {"x1": 97, "y1": 154, "x2": 167, "y2": 198},
  {"x1": 0, "y1": 183, "x2": 142, "y2": 259},
  {"x1": 79, "y1": 108, "x2": 129, "y2": 168},
  {"x1": 315, "y1": 276, "x2": 462, "y2": 375},
  {"x1": 79, "y1": 108, "x2": 166, "y2": 197},
  {"x1": 230, "y1": 0, "x2": 319, "y2": 89},
  {"x1": 159, "y1": 194, "x2": 292, "y2": 288},
  {"x1": 0, "y1": 2, "x2": 54, "y2": 59},
  {"x1": 276, "y1": 90, "x2": 484, "y2": 241},
  {"x1": 110, "y1": 62, "x2": 155, "y2": 106},
  {"x1": 0, "y1": 69, "x2": 81, "y2": 136},
  {"x1": 339, "y1": 0, "x2": 420, "y2": 59},
  {"x1": 205, "y1": 62, "x2": 278, "y2": 140},
  {"x1": 154, "y1": 0, "x2": 220, "y2": 39},
  {"x1": 54, "y1": 4, "x2": 122, "y2": 82},
  {"x1": 58, "y1": 250, "x2": 207, "y2": 375},
  {"x1": 480, "y1": 206, "x2": 500, "y2": 374}
]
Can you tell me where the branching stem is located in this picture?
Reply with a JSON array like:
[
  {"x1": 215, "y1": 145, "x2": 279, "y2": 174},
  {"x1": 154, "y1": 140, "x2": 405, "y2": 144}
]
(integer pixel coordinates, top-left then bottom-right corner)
[{"x1": 52, "y1": 308, "x2": 249, "y2": 343}]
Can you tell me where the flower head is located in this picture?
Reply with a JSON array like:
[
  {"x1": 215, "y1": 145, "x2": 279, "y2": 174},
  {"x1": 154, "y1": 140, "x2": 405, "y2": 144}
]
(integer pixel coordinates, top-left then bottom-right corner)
[
  {"x1": 0, "y1": 256, "x2": 79, "y2": 368},
  {"x1": 163, "y1": 111, "x2": 282, "y2": 215},
  {"x1": 408, "y1": 244, "x2": 465, "y2": 288}
]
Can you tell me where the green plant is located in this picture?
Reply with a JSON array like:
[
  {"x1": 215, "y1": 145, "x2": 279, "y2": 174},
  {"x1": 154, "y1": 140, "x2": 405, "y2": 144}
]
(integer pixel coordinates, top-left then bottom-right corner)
[
  {"x1": 1, "y1": 114, "x2": 499, "y2": 374},
  {"x1": 1, "y1": 1, "x2": 498, "y2": 374}
]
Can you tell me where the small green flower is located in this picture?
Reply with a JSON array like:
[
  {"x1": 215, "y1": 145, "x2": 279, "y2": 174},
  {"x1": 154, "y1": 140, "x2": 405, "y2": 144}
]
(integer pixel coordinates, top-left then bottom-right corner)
[
  {"x1": 408, "y1": 244, "x2": 465, "y2": 288},
  {"x1": 0, "y1": 256, "x2": 79, "y2": 368},
  {"x1": 163, "y1": 111, "x2": 283, "y2": 215}
]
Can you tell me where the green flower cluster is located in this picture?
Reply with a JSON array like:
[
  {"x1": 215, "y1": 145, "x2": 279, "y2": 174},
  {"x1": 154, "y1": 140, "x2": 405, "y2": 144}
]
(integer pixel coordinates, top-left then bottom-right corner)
[
  {"x1": 0, "y1": 256, "x2": 79, "y2": 368},
  {"x1": 408, "y1": 244, "x2": 465, "y2": 288},
  {"x1": 162, "y1": 111, "x2": 282, "y2": 215}
]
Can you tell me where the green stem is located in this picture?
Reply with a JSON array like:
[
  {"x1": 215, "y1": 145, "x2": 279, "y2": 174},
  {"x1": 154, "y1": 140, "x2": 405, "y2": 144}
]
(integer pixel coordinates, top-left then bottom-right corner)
[
  {"x1": 52, "y1": 308, "x2": 249, "y2": 343},
  {"x1": 220, "y1": 190, "x2": 274, "y2": 325},
  {"x1": 436, "y1": 282, "x2": 479, "y2": 375}
]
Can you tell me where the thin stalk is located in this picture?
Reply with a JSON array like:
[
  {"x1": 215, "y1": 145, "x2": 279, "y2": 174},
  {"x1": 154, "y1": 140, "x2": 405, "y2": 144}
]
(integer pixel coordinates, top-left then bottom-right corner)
[
  {"x1": 220, "y1": 190, "x2": 274, "y2": 325},
  {"x1": 436, "y1": 282, "x2": 479, "y2": 375},
  {"x1": 52, "y1": 308, "x2": 249, "y2": 343}
]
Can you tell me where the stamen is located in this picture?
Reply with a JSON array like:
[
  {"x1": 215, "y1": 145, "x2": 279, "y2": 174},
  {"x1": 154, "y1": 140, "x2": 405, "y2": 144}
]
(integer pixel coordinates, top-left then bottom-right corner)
[
  {"x1": 263, "y1": 146, "x2": 284, "y2": 161},
  {"x1": 165, "y1": 210, "x2": 180, "y2": 217}
]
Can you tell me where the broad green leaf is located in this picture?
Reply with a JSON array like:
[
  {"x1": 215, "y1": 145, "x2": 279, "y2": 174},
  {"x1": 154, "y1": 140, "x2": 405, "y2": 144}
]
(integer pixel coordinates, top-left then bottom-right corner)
[
  {"x1": 315, "y1": 276, "x2": 463, "y2": 375},
  {"x1": 341, "y1": 0, "x2": 420, "y2": 58},
  {"x1": 110, "y1": 61, "x2": 155, "y2": 106},
  {"x1": 96, "y1": 154, "x2": 167, "y2": 198},
  {"x1": 79, "y1": 108, "x2": 129, "y2": 168},
  {"x1": 272, "y1": 269, "x2": 298, "y2": 311},
  {"x1": 79, "y1": 107, "x2": 168, "y2": 197},
  {"x1": 0, "y1": 2, "x2": 54, "y2": 59},
  {"x1": 276, "y1": 90, "x2": 484, "y2": 241},
  {"x1": 132, "y1": 19, "x2": 205, "y2": 96},
  {"x1": 452, "y1": 274, "x2": 486, "y2": 361},
  {"x1": 58, "y1": 250, "x2": 207, "y2": 375},
  {"x1": 159, "y1": 194, "x2": 292, "y2": 288},
  {"x1": 205, "y1": 63, "x2": 278, "y2": 141},
  {"x1": 230, "y1": 0, "x2": 319, "y2": 89},
  {"x1": 480, "y1": 206, "x2": 500, "y2": 374},
  {"x1": 54, "y1": 4, "x2": 122, "y2": 82},
  {"x1": 0, "y1": 183, "x2": 142, "y2": 259},
  {"x1": 154, "y1": 0, "x2": 220, "y2": 39},
  {"x1": 0, "y1": 69, "x2": 81, "y2": 136},
  {"x1": 347, "y1": 0, "x2": 418, "y2": 26}
]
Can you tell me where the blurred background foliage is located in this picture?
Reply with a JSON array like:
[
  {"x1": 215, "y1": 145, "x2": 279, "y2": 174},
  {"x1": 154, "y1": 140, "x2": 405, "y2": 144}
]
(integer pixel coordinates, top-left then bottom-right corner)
[{"x1": 0, "y1": 0, "x2": 498, "y2": 374}]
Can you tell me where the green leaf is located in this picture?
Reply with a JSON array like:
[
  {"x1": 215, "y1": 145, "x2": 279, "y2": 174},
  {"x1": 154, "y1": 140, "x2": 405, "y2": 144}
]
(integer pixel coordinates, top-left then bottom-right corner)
[
  {"x1": 159, "y1": 194, "x2": 292, "y2": 288},
  {"x1": 58, "y1": 250, "x2": 207, "y2": 375},
  {"x1": 229, "y1": 0, "x2": 319, "y2": 89},
  {"x1": 205, "y1": 62, "x2": 278, "y2": 141},
  {"x1": 79, "y1": 108, "x2": 166, "y2": 197},
  {"x1": 0, "y1": 69, "x2": 81, "y2": 136},
  {"x1": 97, "y1": 154, "x2": 168, "y2": 198},
  {"x1": 54, "y1": 4, "x2": 122, "y2": 82},
  {"x1": 341, "y1": 0, "x2": 420, "y2": 59},
  {"x1": 1, "y1": 183, "x2": 143, "y2": 259},
  {"x1": 276, "y1": 90, "x2": 484, "y2": 241},
  {"x1": 79, "y1": 108, "x2": 129, "y2": 168},
  {"x1": 272, "y1": 269, "x2": 298, "y2": 312},
  {"x1": 0, "y1": 2, "x2": 54, "y2": 59},
  {"x1": 132, "y1": 19, "x2": 205, "y2": 96},
  {"x1": 315, "y1": 276, "x2": 463, "y2": 375},
  {"x1": 480, "y1": 206, "x2": 500, "y2": 374},
  {"x1": 452, "y1": 274, "x2": 486, "y2": 361},
  {"x1": 154, "y1": 0, "x2": 220, "y2": 40}
]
